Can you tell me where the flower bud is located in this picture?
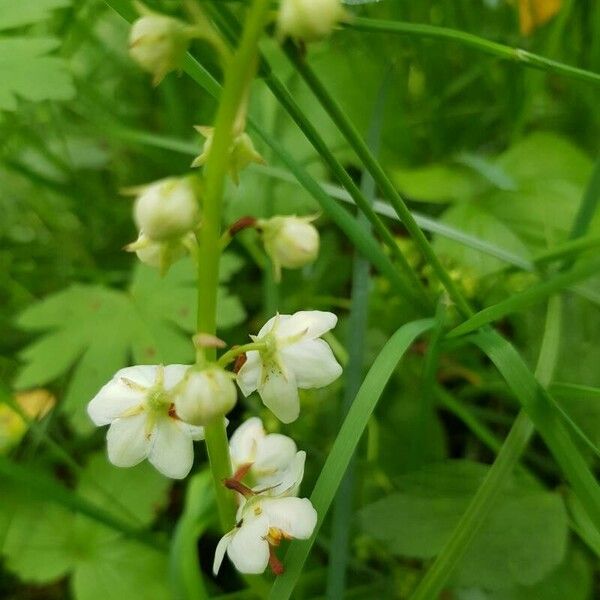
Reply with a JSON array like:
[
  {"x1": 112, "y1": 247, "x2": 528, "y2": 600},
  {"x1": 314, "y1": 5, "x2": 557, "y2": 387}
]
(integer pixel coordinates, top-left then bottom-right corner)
[
  {"x1": 192, "y1": 126, "x2": 265, "y2": 184},
  {"x1": 277, "y1": 0, "x2": 347, "y2": 43},
  {"x1": 129, "y1": 13, "x2": 192, "y2": 85},
  {"x1": 133, "y1": 177, "x2": 200, "y2": 242},
  {"x1": 125, "y1": 231, "x2": 193, "y2": 274},
  {"x1": 174, "y1": 366, "x2": 237, "y2": 426},
  {"x1": 259, "y1": 215, "x2": 319, "y2": 280}
]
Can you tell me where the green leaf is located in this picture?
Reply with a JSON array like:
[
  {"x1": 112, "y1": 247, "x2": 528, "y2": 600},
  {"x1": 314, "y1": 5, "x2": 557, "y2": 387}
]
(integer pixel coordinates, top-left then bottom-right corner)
[
  {"x1": 2, "y1": 498, "x2": 170, "y2": 599},
  {"x1": 0, "y1": 0, "x2": 70, "y2": 30},
  {"x1": 495, "y1": 132, "x2": 592, "y2": 187},
  {"x1": 0, "y1": 38, "x2": 75, "y2": 111},
  {"x1": 71, "y1": 534, "x2": 170, "y2": 600},
  {"x1": 482, "y1": 133, "x2": 594, "y2": 249},
  {"x1": 484, "y1": 548, "x2": 592, "y2": 600},
  {"x1": 392, "y1": 164, "x2": 480, "y2": 203},
  {"x1": 269, "y1": 319, "x2": 435, "y2": 600},
  {"x1": 0, "y1": 456, "x2": 161, "y2": 549},
  {"x1": 77, "y1": 453, "x2": 171, "y2": 527},
  {"x1": 1, "y1": 489, "x2": 75, "y2": 583},
  {"x1": 359, "y1": 460, "x2": 568, "y2": 590},
  {"x1": 434, "y1": 203, "x2": 531, "y2": 276},
  {"x1": 15, "y1": 257, "x2": 245, "y2": 431}
]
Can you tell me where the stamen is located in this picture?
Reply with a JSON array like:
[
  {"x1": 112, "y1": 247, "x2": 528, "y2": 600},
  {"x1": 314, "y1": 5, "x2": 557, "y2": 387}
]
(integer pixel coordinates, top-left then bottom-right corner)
[{"x1": 224, "y1": 478, "x2": 255, "y2": 498}]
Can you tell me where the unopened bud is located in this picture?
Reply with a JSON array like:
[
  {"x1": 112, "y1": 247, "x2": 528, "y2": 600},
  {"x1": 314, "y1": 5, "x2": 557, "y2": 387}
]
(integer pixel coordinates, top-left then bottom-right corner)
[
  {"x1": 277, "y1": 0, "x2": 347, "y2": 43},
  {"x1": 129, "y1": 12, "x2": 192, "y2": 85},
  {"x1": 259, "y1": 215, "x2": 319, "y2": 280},
  {"x1": 133, "y1": 177, "x2": 200, "y2": 242},
  {"x1": 174, "y1": 366, "x2": 237, "y2": 426},
  {"x1": 125, "y1": 231, "x2": 193, "y2": 274},
  {"x1": 192, "y1": 126, "x2": 265, "y2": 184}
]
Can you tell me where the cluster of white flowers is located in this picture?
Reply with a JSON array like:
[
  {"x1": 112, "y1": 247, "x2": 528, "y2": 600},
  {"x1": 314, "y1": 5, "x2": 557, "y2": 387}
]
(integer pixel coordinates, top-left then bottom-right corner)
[
  {"x1": 88, "y1": 311, "x2": 340, "y2": 480},
  {"x1": 214, "y1": 417, "x2": 317, "y2": 575},
  {"x1": 88, "y1": 312, "x2": 339, "y2": 574},
  {"x1": 93, "y1": 0, "x2": 349, "y2": 579}
]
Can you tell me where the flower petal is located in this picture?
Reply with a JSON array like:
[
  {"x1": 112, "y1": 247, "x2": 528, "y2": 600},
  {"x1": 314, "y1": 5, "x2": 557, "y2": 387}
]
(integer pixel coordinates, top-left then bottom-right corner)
[
  {"x1": 87, "y1": 370, "x2": 148, "y2": 425},
  {"x1": 253, "y1": 433, "x2": 297, "y2": 476},
  {"x1": 275, "y1": 311, "x2": 337, "y2": 343},
  {"x1": 148, "y1": 416, "x2": 194, "y2": 479},
  {"x1": 183, "y1": 423, "x2": 205, "y2": 441},
  {"x1": 106, "y1": 413, "x2": 152, "y2": 467},
  {"x1": 281, "y1": 339, "x2": 342, "y2": 389},
  {"x1": 257, "y1": 450, "x2": 306, "y2": 498},
  {"x1": 229, "y1": 417, "x2": 265, "y2": 468},
  {"x1": 227, "y1": 514, "x2": 270, "y2": 574},
  {"x1": 260, "y1": 497, "x2": 317, "y2": 539},
  {"x1": 236, "y1": 351, "x2": 261, "y2": 397},
  {"x1": 213, "y1": 530, "x2": 235, "y2": 575},
  {"x1": 256, "y1": 314, "x2": 290, "y2": 338},
  {"x1": 163, "y1": 364, "x2": 190, "y2": 391},
  {"x1": 258, "y1": 363, "x2": 300, "y2": 424}
]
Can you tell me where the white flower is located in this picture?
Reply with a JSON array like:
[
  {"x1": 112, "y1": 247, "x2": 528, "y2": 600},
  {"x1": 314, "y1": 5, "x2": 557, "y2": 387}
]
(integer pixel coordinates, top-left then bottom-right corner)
[
  {"x1": 173, "y1": 365, "x2": 237, "y2": 426},
  {"x1": 87, "y1": 365, "x2": 204, "y2": 479},
  {"x1": 277, "y1": 0, "x2": 347, "y2": 43},
  {"x1": 129, "y1": 13, "x2": 192, "y2": 85},
  {"x1": 259, "y1": 215, "x2": 319, "y2": 280},
  {"x1": 192, "y1": 126, "x2": 265, "y2": 184},
  {"x1": 213, "y1": 492, "x2": 317, "y2": 575},
  {"x1": 229, "y1": 417, "x2": 305, "y2": 496},
  {"x1": 133, "y1": 177, "x2": 200, "y2": 242},
  {"x1": 236, "y1": 311, "x2": 342, "y2": 423}
]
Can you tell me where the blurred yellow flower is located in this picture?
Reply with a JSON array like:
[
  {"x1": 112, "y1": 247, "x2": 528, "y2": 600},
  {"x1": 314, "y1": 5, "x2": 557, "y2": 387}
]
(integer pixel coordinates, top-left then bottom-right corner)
[
  {"x1": 519, "y1": 0, "x2": 562, "y2": 35},
  {"x1": 0, "y1": 389, "x2": 55, "y2": 453}
]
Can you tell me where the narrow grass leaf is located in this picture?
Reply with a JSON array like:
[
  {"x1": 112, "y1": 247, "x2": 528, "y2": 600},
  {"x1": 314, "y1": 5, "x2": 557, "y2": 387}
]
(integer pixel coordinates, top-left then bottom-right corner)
[
  {"x1": 449, "y1": 256, "x2": 600, "y2": 337},
  {"x1": 347, "y1": 17, "x2": 600, "y2": 86},
  {"x1": 269, "y1": 319, "x2": 434, "y2": 600},
  {"x1": 471, "y1": 329, "x2": 600, "y2": 533}
]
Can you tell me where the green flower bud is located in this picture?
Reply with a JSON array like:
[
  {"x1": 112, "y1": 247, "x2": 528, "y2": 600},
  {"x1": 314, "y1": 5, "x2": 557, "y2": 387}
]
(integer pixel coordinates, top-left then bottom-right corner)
[
  {"x1": 132, "y1": 177, "x2": 200, "y2": 242},
  {"x1": 277, "y1": 0, "x2": 347, "y2": 43},
  {"x1": 125, "y1": 231, "x2": 194, "y2": 274},
  {"x1": 259, "y1": 215, "x2": 319, "y2": 280},
  {"x1": 174, "y1": 366, "x2": 237, "y2": 426},
  {"x1": 129, "y1": 13, "x2": 192, "y2": 85}
]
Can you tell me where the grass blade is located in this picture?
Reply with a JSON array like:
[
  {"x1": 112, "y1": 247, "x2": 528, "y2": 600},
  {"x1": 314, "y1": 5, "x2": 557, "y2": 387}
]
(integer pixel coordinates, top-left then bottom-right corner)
[
  {"x1": 410, "y1": 295, "x2": 562, "y2": 600},
  {"x1": 471, "y1": 329, "x2": 600, "y2": 532},
  {"x1": 269, "y1": 319, "x2": 435, "y2": 600},
  {"x1": 448, "y1": 255, "x2": 600, "y2": 337},
  {"x1": 348, "y1": 17, "x2": 600, "y2": 86}
]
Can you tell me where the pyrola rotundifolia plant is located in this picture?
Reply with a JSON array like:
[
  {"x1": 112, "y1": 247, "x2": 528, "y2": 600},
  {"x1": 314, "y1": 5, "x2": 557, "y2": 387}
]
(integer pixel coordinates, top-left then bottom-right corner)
[{"x1": 86, "y1": 0, "x2": 345, "y2": 579}]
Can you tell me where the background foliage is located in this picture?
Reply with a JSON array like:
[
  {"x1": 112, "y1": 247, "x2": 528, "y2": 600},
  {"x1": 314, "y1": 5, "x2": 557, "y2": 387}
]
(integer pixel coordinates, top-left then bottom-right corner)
[{"x1": 1, "y1": 0, "x2": 600, "y2": 598}]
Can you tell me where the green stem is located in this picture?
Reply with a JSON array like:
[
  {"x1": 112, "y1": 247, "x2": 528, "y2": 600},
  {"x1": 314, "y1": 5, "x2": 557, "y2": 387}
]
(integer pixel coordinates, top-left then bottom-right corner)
[
  {"x1": 347, "y1": 17, "x2": 600, "y2": 86},
  {"x1": 196, "y1": 0, "x2": 271, "y2": 532},
  {"x1": 217, "y1": 342, "x2": 267, "y2": 368},
  {"x1": 410, "y1": 295, "x2": 562, "y2": 600},
  {"x1": 206, "y1": 2, "x2": 432, "y2": 313}
]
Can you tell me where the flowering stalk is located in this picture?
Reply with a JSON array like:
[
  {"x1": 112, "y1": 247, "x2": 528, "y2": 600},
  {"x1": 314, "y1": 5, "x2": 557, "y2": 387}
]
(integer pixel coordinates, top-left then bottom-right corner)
[{"x1": 195, "y1": 0, "x2": 272, "y2": 531}]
